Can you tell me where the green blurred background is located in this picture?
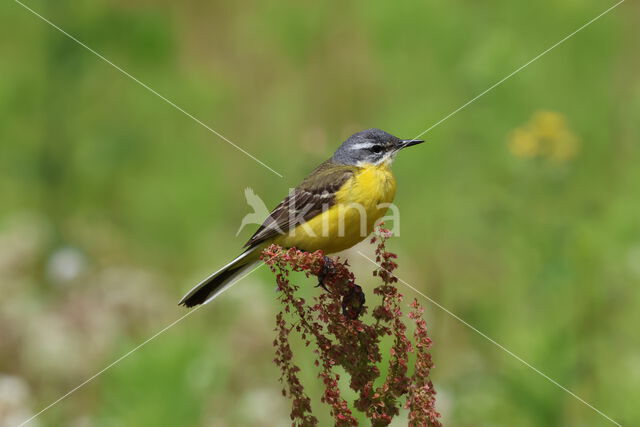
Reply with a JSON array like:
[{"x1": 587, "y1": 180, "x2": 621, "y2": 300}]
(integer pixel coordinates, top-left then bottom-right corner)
[{"x1": 1, "y1": 0, "x2": 638, "y2": 425}]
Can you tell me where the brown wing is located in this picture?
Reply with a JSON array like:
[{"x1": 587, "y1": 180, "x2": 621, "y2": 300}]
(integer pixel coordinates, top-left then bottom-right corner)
[{"x1": 244, "y1": 161, "x2": 357, "y2": 249}]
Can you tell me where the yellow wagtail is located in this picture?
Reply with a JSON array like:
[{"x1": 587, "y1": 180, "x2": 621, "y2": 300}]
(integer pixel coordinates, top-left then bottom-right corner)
[{"x1": 179, "y1": 128, "x2": 424, "y2": 307}]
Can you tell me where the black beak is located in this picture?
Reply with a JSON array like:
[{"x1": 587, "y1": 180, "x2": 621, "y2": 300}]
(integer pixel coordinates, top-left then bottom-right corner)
[{"x1": 400, "y1": 139, "x2": 425, "y2": 149}]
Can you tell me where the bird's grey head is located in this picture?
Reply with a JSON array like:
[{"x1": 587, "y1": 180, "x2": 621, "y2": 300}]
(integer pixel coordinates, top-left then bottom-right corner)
[{"x1": 331, "y1": 128, "x2": 424, "y2": 166}]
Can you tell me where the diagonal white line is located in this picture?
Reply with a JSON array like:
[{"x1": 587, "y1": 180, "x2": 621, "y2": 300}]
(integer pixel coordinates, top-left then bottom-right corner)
[
  {"x1": 17, "y1": 262, "x2": 268, "y2": 427},
  {"x1": 411, "y1": 0, "x2": 626, "y2": 141},
  {"x1": 17, "y1": 308, "x2": 200, "y2": 427},
  {"x1": 12, "y1": 0, "x2": 284, "y2": 178},
  {"x1": 357, "y1": 251, "x2": 622, "y2": 426}
]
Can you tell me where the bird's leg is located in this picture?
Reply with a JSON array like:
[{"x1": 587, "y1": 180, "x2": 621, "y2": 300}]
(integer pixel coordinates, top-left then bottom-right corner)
[
  {"x1": 315, "y1": 255, "x2": 334, "y2": 292},
  {"x1": 315, "y1": 255, "x2": 365, "y2": 319}
]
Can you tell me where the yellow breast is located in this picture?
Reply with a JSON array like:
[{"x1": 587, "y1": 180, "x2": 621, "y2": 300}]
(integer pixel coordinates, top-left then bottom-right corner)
[{"x1": 275, "y1": 162, "x2": 397, "y2": 253}]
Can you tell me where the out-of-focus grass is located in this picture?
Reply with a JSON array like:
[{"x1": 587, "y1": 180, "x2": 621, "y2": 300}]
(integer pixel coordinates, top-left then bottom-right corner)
[{"x1": 0, "y1": 0, "x2": 638, "y2": 425}]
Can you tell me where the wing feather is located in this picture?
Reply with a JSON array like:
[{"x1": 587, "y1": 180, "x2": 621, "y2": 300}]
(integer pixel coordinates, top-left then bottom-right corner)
[{"x1": 244, "y1": 161, "x2": 356, "y2": 248}]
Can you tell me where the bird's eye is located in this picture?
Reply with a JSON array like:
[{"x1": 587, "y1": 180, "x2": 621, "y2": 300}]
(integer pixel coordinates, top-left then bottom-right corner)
[{"x1": 370, "y1": 145, "x2": 383, "y2": 153}]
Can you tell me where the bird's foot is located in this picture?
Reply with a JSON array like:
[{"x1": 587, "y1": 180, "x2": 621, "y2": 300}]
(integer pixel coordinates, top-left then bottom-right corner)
[{"x1": 315, "y1": 255, "x2": 334, "y2": 292}]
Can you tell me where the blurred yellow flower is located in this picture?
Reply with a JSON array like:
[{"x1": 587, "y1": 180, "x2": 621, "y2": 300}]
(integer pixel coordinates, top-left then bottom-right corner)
[
  {"x1": 508, "y1": 128, "x2": 540, "y2": 158},
  {"x1": 508, "y1": 110, "x2": 580, "y2": 162},
  {"x1": 530, "y1": 110, "x2": 567, "y2": 140}
]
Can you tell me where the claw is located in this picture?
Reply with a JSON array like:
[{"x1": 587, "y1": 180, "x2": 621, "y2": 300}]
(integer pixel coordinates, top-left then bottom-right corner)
[{"x1": 315, "y1": 256, "x2": 334, "y2": 292}]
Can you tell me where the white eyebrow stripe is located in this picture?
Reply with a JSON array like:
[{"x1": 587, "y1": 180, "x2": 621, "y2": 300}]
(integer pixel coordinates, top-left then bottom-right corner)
[{"x1": 349, "y1": 142, "x2": 374, "y2": 150}]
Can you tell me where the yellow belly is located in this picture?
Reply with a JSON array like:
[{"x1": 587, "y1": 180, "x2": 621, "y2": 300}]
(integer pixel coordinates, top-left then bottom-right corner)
[{"x1": 273, "y1": 163, "x2": 397, "y2": 253}]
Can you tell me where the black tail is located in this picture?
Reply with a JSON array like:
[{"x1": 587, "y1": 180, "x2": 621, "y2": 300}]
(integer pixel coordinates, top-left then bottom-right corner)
[{"x1": 179, "y1": 248, "x2": 258, "y2": 307}]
